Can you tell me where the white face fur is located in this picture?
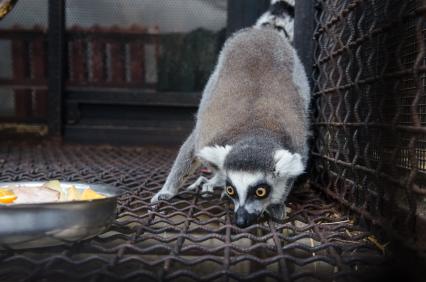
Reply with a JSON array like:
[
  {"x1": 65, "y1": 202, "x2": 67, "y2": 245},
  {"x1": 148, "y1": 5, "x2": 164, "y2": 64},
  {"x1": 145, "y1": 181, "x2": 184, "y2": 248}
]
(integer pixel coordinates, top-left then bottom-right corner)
[
  {"x1": 226, "y1": 170, "x2": 284, "y2": 214},
  {"x1": 197, "y1": 145, "x2": 304, "y2": 219}
]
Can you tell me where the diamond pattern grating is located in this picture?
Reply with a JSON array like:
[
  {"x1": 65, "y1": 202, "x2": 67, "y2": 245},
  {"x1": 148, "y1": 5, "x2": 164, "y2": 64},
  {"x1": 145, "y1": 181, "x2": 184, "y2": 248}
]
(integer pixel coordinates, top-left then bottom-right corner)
[{"x1": 0, "y1": 142, "x2": 385, "y2": 282}]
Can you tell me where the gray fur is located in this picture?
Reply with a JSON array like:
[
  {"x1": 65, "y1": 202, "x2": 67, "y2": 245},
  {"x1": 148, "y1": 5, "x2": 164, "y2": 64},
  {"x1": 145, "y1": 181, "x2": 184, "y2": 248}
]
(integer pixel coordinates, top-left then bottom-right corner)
[
  {"x1": 151, "y1": 6, "x2": 310, "y2": 226},
  {"x1": 195, "y1": 28, "x2": 309, "y2": 162},
  {"x1": 151, "y1": 132, "x2": 200, "y2": 202},
  {"x1": 223, "y1": 134, "x2": 280, "y2": 173}
]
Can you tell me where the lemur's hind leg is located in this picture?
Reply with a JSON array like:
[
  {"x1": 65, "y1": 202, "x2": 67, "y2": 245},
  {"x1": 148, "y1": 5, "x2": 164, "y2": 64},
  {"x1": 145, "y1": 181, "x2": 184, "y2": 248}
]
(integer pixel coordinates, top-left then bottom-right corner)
[
  {"x1": 151, "y1": 132, "x2": 199, "y2": 203},
  {"x1": 187, "y1": 171, "x2": 226, "y2": 198}
]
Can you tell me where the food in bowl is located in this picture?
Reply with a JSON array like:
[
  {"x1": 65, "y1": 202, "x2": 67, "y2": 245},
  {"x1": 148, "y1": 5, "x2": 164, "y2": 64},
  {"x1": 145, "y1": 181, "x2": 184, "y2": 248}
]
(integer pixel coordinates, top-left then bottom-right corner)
[
  {"x1": 0, "y1": 180, "x2": 105, "y2": 204},
  {"x1": 0, "y1": 188, "x2": 17, "y2": 204}
]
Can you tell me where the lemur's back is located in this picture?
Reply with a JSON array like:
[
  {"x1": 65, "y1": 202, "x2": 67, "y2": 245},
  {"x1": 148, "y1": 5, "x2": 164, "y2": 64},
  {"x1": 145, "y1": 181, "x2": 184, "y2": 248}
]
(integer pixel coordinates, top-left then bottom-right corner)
[{"x1": 194, "y1": 28, "x2": 308, "y2": 155}]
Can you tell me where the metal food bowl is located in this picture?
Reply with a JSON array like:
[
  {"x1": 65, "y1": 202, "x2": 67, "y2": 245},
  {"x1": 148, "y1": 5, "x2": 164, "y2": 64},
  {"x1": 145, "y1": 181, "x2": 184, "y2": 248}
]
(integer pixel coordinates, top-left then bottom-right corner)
[{"x1": 0, "y1": 181, "x2": 118, "y2": 250}]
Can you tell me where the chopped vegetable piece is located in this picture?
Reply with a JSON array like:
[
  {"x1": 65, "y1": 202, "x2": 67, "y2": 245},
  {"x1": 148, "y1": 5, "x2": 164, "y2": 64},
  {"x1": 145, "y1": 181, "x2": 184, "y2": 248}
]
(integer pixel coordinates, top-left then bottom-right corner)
[
  {"x1": 0, "y1": 188, "x2": 17, "y2": 204},
  {"x1": 44, "y1": 180, "x2": 61, "y2": 190},
  {"x1": 81, "y1": 188, "x2": 105, "y2": 200},
  {"x1": 44, "y1": 180, "x2": 66, "y2": 201},
  {"x1": 67, "y1": 185, "x2": 81, "y2": 201}
]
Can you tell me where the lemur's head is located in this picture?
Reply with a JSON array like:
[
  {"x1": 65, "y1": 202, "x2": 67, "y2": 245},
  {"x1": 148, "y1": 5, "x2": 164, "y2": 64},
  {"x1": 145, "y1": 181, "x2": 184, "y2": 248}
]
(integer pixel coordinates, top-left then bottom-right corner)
[{"x1": 197, "y1": 143, "x2": 304, "y2": 227}]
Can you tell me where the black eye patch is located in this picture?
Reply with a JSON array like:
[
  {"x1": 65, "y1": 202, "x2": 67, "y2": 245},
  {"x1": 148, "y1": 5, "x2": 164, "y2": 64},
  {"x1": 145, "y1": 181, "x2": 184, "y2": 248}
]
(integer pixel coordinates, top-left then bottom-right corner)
[
  {"x1": 225, "y1": 180, "x2": 238, "y2": 199},
  {"x1": 248, "y1": 183, "x2": 271, "y2": 200}
]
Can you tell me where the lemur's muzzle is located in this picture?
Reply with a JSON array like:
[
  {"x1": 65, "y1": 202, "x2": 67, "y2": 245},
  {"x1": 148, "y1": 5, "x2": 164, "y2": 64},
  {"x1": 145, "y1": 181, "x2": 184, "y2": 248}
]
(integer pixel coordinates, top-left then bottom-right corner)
[{"x1": 234, "y1": 207, "x2": 258, "y2": 227}]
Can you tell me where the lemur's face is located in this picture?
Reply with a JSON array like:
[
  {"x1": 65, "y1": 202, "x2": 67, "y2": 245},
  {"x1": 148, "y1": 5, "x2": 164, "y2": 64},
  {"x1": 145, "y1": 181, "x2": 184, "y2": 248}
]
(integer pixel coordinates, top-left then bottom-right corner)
[
  {"x1": 197, "y1": 145, "x2": 305, "y2": 227},
  {"x1": 224, "y1": 171, "x2": 285, "y2": 227}
]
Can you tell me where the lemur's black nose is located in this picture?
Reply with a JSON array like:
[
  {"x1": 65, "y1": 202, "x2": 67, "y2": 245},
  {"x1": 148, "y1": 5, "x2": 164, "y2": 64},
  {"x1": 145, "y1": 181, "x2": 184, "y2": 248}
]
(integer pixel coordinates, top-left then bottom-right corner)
[{"x1": 234, "y1": 207, "x2": 257, "y2": 228}]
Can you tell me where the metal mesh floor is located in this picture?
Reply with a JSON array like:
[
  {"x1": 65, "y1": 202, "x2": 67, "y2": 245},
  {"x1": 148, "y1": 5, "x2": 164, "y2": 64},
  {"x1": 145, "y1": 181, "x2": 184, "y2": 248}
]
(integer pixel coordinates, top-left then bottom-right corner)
[{"x1": 0, "y1": 142, "x2": 385, "y2": 281}]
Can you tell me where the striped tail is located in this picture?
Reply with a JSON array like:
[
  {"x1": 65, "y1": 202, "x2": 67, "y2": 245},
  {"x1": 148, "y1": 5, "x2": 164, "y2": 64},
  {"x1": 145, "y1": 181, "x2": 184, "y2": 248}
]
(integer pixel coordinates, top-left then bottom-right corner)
[{"x1": 255, "y1": 0, "x2": 295, "y2": 43}]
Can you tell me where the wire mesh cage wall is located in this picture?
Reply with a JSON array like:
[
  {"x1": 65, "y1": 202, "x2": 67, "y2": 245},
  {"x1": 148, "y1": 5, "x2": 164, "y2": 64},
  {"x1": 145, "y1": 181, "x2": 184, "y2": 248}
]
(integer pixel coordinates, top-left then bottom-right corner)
[{"x1": 310, "y1": 0, "x2": 426, "y2": 254}]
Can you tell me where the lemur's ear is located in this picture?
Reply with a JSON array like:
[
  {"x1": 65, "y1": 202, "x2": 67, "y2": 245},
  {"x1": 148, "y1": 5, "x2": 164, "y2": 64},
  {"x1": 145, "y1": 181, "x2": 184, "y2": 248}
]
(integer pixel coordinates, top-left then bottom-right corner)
[
  {"x1": 197, "y1": 145, "x2": 232, "y2": 170},
  {"x1": 273, "y1": 149, "x2": 304, "y2": 178}
]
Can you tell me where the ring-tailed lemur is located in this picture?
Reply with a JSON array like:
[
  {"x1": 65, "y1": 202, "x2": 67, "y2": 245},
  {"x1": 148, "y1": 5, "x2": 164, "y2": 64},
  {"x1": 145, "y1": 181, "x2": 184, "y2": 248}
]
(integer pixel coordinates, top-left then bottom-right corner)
[{"x1": 151, "y1": 0, "x2": 310, "y2": 227}]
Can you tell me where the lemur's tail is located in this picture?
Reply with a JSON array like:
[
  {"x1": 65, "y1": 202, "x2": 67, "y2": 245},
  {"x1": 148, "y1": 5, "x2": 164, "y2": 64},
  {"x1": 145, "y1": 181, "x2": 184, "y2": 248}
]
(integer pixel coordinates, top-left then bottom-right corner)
[{"x1": 255, "y1": 0, "x2": 295, "y2": 43}]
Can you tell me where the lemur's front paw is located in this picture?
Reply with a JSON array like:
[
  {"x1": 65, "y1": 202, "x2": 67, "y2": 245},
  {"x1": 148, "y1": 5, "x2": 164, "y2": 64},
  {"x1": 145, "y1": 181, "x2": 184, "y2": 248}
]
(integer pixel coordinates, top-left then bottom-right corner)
[
  {"x1": 186, "y1": 176, "x2": 208, "y2": 191},
  {"x1": 187, "y1": 178, "x2": 215, "y2": 198},
  {"x1": 150, "y1": 190, "x2": 175, "y2": 203},
  {"x1": 200, "y1": 183, "x2": 215, "y2": 198},
  {"x1": 266, "y1": 204, "x2": 287, "y2": 221}
]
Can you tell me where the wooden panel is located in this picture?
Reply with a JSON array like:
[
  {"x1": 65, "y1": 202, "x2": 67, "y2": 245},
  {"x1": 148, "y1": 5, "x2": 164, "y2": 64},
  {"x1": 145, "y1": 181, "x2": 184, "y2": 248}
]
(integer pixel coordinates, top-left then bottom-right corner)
[
  {"x1": 91, "y1": 39, "x2": 105, "y2": 82},
  {"x1": 129, "y1": 41, "x2": 145, "y2": 85},
  {"x1": 109, "y1": 42, "x2": 125, "y2": 82},
  {"x1": 64, "y1": 89, "x2": 200, "y2": 145},
  {"x1": 66, "y1": 89, "x2": 201, "y2": 107},
  {"x1": 32, "y1": 37, "x2": 48, "y2": 118},
  {"x1": 70, "y1": 39, "x2": 87, "y2": 83}
]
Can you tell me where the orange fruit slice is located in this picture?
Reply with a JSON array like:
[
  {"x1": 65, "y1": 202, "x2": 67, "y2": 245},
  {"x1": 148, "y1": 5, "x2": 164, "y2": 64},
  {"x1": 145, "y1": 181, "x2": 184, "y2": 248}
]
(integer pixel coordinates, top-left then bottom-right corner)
[
  {"x1": 0, "y1": 188, "x2": 17, "y2": 204},
  {"x1": 80, "y1": 188, "x2": 105, "y2": 200}
]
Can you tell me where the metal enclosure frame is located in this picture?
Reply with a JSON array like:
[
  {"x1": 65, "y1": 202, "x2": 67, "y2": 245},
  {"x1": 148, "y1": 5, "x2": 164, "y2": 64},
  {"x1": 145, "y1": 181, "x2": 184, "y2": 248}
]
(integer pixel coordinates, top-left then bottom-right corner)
[{"x1": 47, "y1": 0, "x2": 65, "y2": 137}]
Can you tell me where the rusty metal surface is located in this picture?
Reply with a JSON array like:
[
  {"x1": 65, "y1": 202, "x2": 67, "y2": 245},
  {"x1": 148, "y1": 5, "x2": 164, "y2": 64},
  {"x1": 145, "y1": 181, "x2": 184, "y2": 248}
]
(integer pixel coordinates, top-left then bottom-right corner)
[
  {"x1": 0, "y1": 142, "x2": 385, "y2": 281},
  {"x1": 311, "y1": 0, "x2": 426, "y2": 253}
]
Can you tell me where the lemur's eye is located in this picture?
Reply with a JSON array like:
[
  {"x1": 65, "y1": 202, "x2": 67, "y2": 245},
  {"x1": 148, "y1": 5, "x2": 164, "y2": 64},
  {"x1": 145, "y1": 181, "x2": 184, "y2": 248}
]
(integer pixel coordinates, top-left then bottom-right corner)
[
  {"x1": 255, "y1": 187, "x2": 268, "y2": 198},
  {"x1": 226, "y1": 186, "x2": 235, "y2": 197}
]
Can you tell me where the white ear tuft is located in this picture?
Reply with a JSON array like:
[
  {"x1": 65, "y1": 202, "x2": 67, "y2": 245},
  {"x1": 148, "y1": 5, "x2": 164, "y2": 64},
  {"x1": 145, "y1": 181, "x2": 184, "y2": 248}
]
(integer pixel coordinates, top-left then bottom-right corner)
[
  {"x1": 274, "y1": 149, "x2": 304, "y2": 178},
  {"x1": 197, "y1": 145, "x2": 232, "y2": 169}
]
